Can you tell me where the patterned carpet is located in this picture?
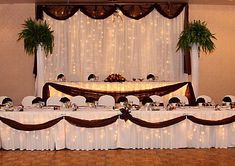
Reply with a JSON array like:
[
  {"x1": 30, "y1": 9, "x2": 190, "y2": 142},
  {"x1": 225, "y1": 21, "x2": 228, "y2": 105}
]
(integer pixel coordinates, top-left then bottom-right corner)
[{"x1": 0, "y1": 148, "x2": 235, "y2": 166}]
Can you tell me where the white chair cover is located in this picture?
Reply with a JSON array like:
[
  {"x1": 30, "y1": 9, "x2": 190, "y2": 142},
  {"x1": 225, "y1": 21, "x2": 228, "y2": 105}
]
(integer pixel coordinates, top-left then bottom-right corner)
[
  {"x1": 0, "y1": 96, "x2": 7, "y2": 104},
  {"x1": 71, "y1": 96, "x2": 87, "y2": 106},
  {"x1": 98, "y1": 95, "x2": 115, "y2": 107},
  {"x1": 126, "y1": 95, "x2": 140, "y2": 105},
  {"x1": 197, "y1": 95, "x2": 212, "y2": 103},
  {"x1": 174, "y1": 95, "x2": 189, "y2": 105},
  {"x1": 46, "y1": 96, "x2": 63, "y2": 106},
  {"x1": 150, "y1": 95, "x2": 163, "y2": 104},
  {"x1": 21, "y1": 96, "x2": 36, "y2": 107},
  {"x1": 223, "y1": 95, "x2": 235, "y2": 102}
]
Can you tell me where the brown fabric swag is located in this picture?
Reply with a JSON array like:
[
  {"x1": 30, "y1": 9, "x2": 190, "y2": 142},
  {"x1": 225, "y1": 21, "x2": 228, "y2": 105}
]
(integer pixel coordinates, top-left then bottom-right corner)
[
  {"x1": 187, "y1": 115, "x2": 235, "y2": 126},
  {"x1": 120, "y1": 108, "x2": 186, "y2": 128},
  {"x1": 127, "y1": 115, "x2": 186, "y2": 128},
  {"x1": 36, "y1": 3, "x2": 187, "y2": 20},
  {"x1": 1, "y1": 113, "x2": 235, "y2": 131},
  {"x1": 0, "y1": 116, "x2": 63, "y2": 131},
  {"x1": 64, "y1": 115, "x2": 119, "y2": 128},
  {"x1": 42, "y1": 82, "x2": 196, "y2": 105}
]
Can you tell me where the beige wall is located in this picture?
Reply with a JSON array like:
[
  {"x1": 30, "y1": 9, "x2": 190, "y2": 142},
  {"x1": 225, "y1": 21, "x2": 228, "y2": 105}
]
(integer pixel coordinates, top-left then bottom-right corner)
[
  {"x1": 0, "y1": 4, "x2": 35, "y2": 105},
  {"x1": 0, "y1": 4, "x2": 234, "y2": 104},
  {"x1": 190, "y1": 5, "x2": 235, "y2": 103}
]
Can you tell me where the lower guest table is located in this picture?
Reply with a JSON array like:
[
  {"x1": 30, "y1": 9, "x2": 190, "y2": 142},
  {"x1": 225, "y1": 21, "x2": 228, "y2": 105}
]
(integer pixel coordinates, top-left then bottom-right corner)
[{"x1": 0, "y1": 107, "x2": 235, "y2": 150}]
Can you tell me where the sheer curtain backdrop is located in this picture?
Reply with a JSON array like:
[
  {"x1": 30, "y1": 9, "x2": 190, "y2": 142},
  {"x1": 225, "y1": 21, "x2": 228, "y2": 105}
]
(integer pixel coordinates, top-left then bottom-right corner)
[{"x1": 43, "y1": 9, "x2": 187, "y2": 82}]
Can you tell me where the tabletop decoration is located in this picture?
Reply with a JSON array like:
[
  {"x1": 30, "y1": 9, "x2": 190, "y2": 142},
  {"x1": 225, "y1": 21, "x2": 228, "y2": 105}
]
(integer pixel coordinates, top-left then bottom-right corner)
[
  {"x1": 230, "y1": 103, "x2": 235, "y2": 109},
  {"x1": 120, "y1": 107, "x2": 131, "y2": 121},
  {"x1": 214, "y1": 104, "x2": 221, "y2": 111},
  {"x1": 166, "y1": 103, "x2": 176, "y2": 111},
  {"x1": 2, "y1": 98, "x2": 14, "y2": 111},
  {"x1": 71, "y1": 103, "x2": 78, "y2": 111},
  {"x1": 104, "y1": 73, "x2": 126, "y2": 82},
  {"x1": 150, "y1": 102, "x2": 161, "y2": 111}
]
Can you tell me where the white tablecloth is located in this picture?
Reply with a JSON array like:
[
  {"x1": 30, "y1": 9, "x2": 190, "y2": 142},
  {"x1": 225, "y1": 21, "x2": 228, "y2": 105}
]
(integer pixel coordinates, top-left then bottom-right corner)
[
  {"x1": 48, "y1": 81, "x2": 188, "y2": 104},
  {"x1": 0, "y1": 107, "x2": 235, "y2": 150},
  {"x1": 118, "y1": 108, "x2": 235, "y2": 149},
  {"x1": 0, "y1": 109, "x2": 65, "y2": 150}
]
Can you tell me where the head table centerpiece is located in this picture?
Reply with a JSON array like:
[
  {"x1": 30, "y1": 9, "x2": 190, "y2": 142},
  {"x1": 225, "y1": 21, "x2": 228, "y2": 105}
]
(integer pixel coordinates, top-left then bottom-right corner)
[{"x1": 104, "y1": 73, "x2": 126, "y2": 82}]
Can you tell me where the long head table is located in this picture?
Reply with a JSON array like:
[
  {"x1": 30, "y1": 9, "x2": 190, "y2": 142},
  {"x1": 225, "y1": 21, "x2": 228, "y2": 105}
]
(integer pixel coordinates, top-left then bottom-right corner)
[
  {"x1": 0, "y1": 106, "x2": 235, "y2": 150},
  {"x1": 43, "y1": 81, "x2": 196, "y2": 105}
]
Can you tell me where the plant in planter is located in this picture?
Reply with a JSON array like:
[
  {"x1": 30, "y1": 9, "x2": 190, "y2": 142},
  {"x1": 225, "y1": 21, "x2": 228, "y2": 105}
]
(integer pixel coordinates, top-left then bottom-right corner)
[
  {"x1": 18, "y1": 18, "x2": 54, "y2": 56},
  {"x1": 18, "y1": 18, "x2": 54, "y2": 97},
  {"x1": 177, "y1": 20, "x2": 216, "y2": 53},
  {"x1": 177, "y1": 20, "x2": 216, "y2": 97}
]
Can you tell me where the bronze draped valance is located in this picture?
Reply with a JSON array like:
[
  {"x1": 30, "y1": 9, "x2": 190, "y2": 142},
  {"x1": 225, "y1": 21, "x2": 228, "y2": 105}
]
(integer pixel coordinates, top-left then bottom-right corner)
[
  {"x1": 35, "y1": 2, "x2": 190, "y2": 75},
  {"x1": 36, "y1": 3, "x2": 188, "y2": 20}
]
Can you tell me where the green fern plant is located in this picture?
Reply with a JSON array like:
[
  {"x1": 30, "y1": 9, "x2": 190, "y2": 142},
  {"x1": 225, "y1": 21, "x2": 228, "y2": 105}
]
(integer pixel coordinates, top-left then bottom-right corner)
[
  {"x1": 18, "y1": 18, "x2": 54, "y2": 56},
  {"x1": 177, "y1": 20, "x2": 216, "y2": 53}
]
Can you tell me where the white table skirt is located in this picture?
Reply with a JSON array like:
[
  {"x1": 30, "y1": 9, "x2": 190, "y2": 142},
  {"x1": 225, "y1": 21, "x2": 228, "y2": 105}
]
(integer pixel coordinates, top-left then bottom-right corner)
[
  {"x1": 0, "y1": 107, "x2": 235, "y2": 150},
  {"x1": 0, "y1": 110, "x2": 65, "y2": 150},
  {"x1": 48, "y1": 81, "x2": 188, "y2": 104},
  {"x1": 118, "y1": 109, "x2": 235, "y2": 149}
]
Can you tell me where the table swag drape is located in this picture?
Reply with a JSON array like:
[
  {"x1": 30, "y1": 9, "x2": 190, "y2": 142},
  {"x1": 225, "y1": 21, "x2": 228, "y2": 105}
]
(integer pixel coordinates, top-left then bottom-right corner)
[
  {"x1": 1, "y1": 112, "x2": 235, "y2": 131},
  {"x1": 0, "y1": 116, "x2": 63, "y2": 131},
  {"x1": 42, "y1": 82, "x2": 196, "y2": 105},
  {"x1": 64, "y1": 115, "x2": 119, "y2": 128}
]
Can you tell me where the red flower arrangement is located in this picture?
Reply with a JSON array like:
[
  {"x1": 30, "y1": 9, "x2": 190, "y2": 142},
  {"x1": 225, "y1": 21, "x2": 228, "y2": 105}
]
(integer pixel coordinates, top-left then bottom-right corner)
[{"x1": 104, "y1": 73, "x2": 126, "y2": 82}]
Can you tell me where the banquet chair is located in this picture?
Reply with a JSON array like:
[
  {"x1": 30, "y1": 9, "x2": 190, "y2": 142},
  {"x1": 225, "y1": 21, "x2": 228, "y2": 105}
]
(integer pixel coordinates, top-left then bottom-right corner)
[
  {"x1": 2, "y1": 97, "x2": 13, "y2": 105},
  {"x1": 57, "y1": 73, "x2": 66, "y2": 82},
  {"x1": 21, "y1": 96, "x2": 36, "y2": 107},
  {"x1": 176, "y1": 95, "x2": 189, "y2": 105},
  {"x1": 0, "y1": 96, "x2": 8, "y2": 104},
  {"x1": 86, "y1": 97, "x2": 96, "y2": 103},
  {"x1": 71, "y1": 96, "x2": 87, "y2": 106},
  {"x1": 117, "y1": 96, "x2": 128, "y2": 103},
  {"x1": 168, "y1": 97, "x2": 180, "y2": 104},
  {"x1": 196, "y1": 95, "x2": 212, "y2": 103},
  {"x1": 222, "y1": 95, "x2": 235, "y2": 103},
  {"x1": 98, "y1": 95, "x2": 115, "y2": 107},
  {"x1": 46, "y1": 96, "x2": 63, "y2": 106},
  {"x1": 126, "y1": 95, "x2": 140, "y2": 105},
  {"x1": 142, "y1": 96, "x2": 153, "y2": 105},
  {"x1": 146, "y1": 74, "x2": 156, "y2": 81},
  {"x1": 169, "y1": 95, "x2": 189, "y2": 105},
  {"x1": 88, "y1": 74, "x2": 96, "y2": 81},
  {"x1": 32, "y1": 97, "x2": 45, "y2": 106},
  {"x1": 196, "y1": 97, "x2": 206, "y2": 104},
  {"x1": 150, "y1": 95, "x2": 164, "y2": 106},
  {"x1": 60, "y1": 97, "x2": 70, "y2": 103}
]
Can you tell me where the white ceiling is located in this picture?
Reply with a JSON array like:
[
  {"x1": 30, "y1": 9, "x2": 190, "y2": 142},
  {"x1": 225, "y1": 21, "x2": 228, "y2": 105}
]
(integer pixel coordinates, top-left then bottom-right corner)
[{"x1": 1, "y1": 0, "x2": 235, "y2": 5}]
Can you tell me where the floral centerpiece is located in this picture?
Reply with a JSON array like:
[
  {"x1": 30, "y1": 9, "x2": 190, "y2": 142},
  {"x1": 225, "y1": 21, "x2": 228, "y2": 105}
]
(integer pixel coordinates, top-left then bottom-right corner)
[{"x1": 104, "y1": 73, "x2": 126, "y2": 82}]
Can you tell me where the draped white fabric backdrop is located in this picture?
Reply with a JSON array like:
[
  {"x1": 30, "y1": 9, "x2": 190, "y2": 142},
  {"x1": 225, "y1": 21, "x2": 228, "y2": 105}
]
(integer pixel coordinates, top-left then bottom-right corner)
[{"x1": 43, "y1": 10, "x2": 187, "y2": 82}]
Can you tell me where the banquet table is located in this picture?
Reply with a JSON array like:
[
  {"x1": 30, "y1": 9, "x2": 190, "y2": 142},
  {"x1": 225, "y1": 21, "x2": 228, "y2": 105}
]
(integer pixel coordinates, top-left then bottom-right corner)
[
  {"x1": 0, "y1": 106, "x2": 235, "y2": 150},
  {"x1": 43, "y1": 81, "x2": 195, "y2": 104}
]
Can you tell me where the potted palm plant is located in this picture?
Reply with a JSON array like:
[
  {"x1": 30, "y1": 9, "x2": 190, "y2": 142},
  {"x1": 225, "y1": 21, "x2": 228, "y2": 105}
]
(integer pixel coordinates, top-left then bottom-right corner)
[
  {"x1": 18, "y1": 18, "x2": 54, "y2": 97},
  {"x1": 177, "y1": 20, "x2": 216, "y2": 97}
]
